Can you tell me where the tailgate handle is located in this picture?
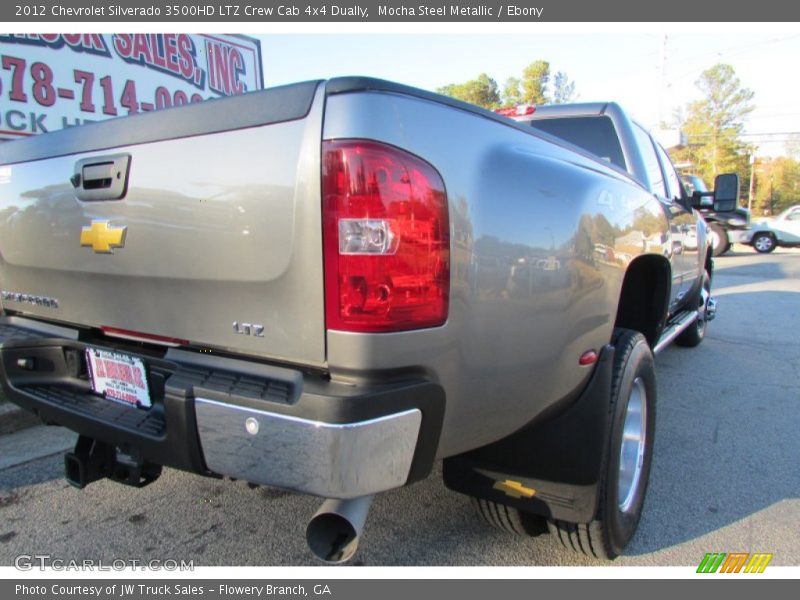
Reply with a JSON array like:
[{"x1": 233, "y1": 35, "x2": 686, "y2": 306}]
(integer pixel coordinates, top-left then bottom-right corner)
[{"x1": 72, "y1": 154, "x2": 131, "y2": 202}]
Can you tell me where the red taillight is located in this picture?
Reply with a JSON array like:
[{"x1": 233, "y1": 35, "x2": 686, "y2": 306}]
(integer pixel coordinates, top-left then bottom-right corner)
[{"x1": 322, "y1": 140, "x2": 450, "y2": 333}]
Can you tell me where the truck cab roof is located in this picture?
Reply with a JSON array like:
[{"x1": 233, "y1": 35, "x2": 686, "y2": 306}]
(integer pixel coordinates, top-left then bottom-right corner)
[{"x1": 506, "y1": 101, "x2": 672, "y2": 197}]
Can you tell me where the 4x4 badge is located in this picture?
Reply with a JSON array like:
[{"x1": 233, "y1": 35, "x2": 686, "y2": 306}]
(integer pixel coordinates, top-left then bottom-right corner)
[{"x1": 80, "y1": 221, "x2": 127, "y2": 253}]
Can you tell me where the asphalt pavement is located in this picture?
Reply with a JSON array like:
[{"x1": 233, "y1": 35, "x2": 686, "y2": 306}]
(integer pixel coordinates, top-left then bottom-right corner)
[{"x1": 0, "y1": 246, "x2": 798, "y2": 567}]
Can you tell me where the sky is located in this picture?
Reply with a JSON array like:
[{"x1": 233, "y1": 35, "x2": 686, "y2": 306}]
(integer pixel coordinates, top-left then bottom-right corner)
[
  {"x1": 4, "y1": 22, "x2": 798, "y2": 156},
  {"x1": 258, "y1": 29, "x2": 800, "y2": 157}
]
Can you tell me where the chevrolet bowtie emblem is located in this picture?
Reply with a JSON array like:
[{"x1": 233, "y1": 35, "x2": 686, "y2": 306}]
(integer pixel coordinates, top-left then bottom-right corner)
[
  {"x1": 493, "y1": 479, "x2": 536, "y2": 499},
  {"x1": 80, "y1": 221, "x2": 127, "y2": 253}
]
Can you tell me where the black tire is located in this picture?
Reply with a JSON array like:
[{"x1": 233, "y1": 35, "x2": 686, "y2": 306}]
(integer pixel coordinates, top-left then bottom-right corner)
[
  {"x1": 708, "y1": 222, "x2": 730, "y2": 257},
  {"x1": 676, "y1": 270, "x2": 711, "y2": 348},
  {"x1": 752, "y1": 232, "x2": 777, "y2": 253},
  {"x1": 548, "y1": 329, "x2": 656, "y2": 559},
  {"x1": 471, "y1": 497, "x2": 547, "y2": 537}
]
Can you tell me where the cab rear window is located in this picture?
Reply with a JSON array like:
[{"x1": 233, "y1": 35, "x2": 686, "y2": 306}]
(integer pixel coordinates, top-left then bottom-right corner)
[{"x1": 527, "y1": 116, "x2": 626, "y2": 170}]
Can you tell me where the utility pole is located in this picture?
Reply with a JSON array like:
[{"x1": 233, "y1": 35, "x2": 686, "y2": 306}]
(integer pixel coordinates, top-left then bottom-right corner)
[
  {"x1": 748, "y1": 147, "x2": 757, "y2": 213},
  {"x1": 769, "y1": 177, "x2": 774, "y2": 215}
]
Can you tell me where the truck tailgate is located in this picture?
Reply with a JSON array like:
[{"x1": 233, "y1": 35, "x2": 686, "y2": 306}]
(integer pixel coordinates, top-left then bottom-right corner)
[{"x1": 0, "y1": 81, "x2": 327, "y2": 367}]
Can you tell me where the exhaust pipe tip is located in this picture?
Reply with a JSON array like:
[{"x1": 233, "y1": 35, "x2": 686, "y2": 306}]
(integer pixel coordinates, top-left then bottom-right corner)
[
  {"x1": 306, "y1": 512, "x2": 360, "y2": 564},
  {"x1": 306, "y1": 496, "x2": 373, "y2": 564}
]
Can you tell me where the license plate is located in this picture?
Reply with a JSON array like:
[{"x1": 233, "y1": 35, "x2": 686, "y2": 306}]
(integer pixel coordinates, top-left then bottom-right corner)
[{"x1": 85, "y1": 348, "x2": 151, "y2": 409}]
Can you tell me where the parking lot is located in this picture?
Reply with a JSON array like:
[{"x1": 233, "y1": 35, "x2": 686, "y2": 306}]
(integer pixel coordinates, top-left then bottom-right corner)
[{"x1": 1, "y1": 247, "x2": 798, "y2": 567}]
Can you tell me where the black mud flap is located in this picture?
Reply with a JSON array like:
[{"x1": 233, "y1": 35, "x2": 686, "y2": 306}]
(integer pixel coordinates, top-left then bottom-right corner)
[{"x1": 443, "y1": 345, "x2": 614, "y2": 524}]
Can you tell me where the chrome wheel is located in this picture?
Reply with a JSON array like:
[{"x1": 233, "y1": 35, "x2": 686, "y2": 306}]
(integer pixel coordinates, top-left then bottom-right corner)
[
  {"x1": 618, "y1": 377, "x2": 647, "y2": 514},
  {"x1": 753, "y1": 233, "x2": 775, "y2": 253}
]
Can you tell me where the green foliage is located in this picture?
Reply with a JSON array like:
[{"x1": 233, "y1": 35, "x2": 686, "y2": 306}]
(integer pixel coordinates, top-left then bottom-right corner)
[
  {"x1": 672, "y1": 64, "x2": 754, "y2": 197},
  {"x1": 436, "y1": 73, "x2": 501, "y2": 109},
  {"x1": 518, "y1": 61, "x2": 576, "y2": 105},
  {"x1": 521, "y1": 60, "x2": 550, "y2": 105},
  {"x1": 502, "y1": 77, "x2": 523, "y2": 108},
  {"x1": 752, "y1": 156, "x2": 800, "y2": 216},
  {"x1": 438, "y1": 60, "x2": 577, "y2": 109}
]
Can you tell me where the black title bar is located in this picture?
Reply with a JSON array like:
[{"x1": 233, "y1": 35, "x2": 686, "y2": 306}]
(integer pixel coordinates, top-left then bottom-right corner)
[{"x1": 3, "y1": 0, "x2": 800, "y2": 22}]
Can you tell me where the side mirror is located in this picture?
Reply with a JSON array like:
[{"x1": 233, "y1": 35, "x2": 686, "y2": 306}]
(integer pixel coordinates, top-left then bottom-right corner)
[{"x1": 713, "y1": 173, "x2": 740, "y2": 212}]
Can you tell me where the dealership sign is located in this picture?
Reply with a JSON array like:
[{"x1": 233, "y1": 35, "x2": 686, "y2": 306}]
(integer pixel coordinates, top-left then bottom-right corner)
[{"x1": 0, "y1": 34, "x2": 263, "y2": 140}]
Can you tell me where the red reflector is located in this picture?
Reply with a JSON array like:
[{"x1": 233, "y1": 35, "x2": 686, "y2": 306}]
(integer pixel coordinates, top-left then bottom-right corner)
[
  {"x1": 322, "y1": 140, "x2": 450, "y2": 333},
  {"x1": 101, "y1": 326, "x2": 188, "y2": 347},
  {"x1": 579, "y1": 350, "x2": 598, "y2": 366}
]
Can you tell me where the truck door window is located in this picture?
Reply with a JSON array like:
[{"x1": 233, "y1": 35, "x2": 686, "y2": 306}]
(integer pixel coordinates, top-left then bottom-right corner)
[
  {"x1": 654, "y1": 143, "x2": 683, "y2": 203},
  {"x1": 527, "y1": 116, "x2": 626, "y2": 170},
  {"x1": 632, "y1": 124, "x2": 666, "y2": 197}
]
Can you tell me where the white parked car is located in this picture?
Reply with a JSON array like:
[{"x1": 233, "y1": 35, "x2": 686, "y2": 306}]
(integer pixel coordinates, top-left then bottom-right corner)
[{"x1": 746, "y1": 205, "x2": 800, "y2": 253}]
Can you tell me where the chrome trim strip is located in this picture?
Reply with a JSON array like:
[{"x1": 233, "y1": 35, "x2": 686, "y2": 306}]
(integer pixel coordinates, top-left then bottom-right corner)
[
  {"x1": 653, "y1": 310, "x2": 698, "y2": 355},
  {"x1": 195, "y1": 398, "x2": 422, "y2": 499}
]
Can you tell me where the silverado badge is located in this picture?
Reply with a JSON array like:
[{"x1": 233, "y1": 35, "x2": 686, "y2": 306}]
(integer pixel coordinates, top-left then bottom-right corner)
[{"x1": 80, "y1": 221, "x2": 127, "y2": 253}]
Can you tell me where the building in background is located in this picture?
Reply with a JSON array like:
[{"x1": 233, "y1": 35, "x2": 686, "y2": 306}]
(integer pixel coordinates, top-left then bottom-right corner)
[{"x1": 0, "y1": 34, "x2": 263, "y2": 141}]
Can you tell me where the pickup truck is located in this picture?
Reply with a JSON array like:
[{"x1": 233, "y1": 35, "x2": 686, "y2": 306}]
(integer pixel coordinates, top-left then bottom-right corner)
[
  {"x1": 0, "y1": 79, "x2": 736, "y2": 563},
  {"x1": 681, "y1": 174, "x2": 751, "y2": 256}
]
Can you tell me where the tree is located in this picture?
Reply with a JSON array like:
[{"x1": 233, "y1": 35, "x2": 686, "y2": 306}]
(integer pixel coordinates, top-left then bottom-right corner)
[
  {"x1": 672, "y1": 64, "x2": 754, "y2": 190},
  {"x1": 501, "y1": 77, "x2": 523, "y2": 108},
  {"x1": 519, "y1": 62, "x2": 576, "y2": 105},
  {"x1": 521, "y1": 60, "x2": 550, "y2": 105},
  {"x1": 436, "y1": 73, "x2": 501, "y2": 109},
  {"x1": 551, "y1": 71, "x2": 576, "y2": 104},
  {"x1": 437, "y1": 61, "x2": 578, "y2": 109},
  {"x1": 752, "y1": 156, "x2": 800, "y2": 216}
]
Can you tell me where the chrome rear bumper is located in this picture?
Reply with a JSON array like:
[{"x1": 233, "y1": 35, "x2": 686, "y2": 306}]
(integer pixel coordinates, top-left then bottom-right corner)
[
  {"x1": 0, "y1": 316, "x2": 442, "y2": 500},
  {"x1": 195, "y1": 399, "x2": 422, "y2": 498}
]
